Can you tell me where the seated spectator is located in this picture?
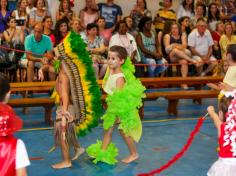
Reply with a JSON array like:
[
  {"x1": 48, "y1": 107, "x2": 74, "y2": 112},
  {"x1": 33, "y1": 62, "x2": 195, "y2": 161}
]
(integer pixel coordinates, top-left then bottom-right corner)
[
  {"x1": 211, "y1": 21, "x2": 224, "y2": 60},
  {"x1": 124, "y1": 16, "x2": 136, "y2": 37},
  {"x1": 11, "y1": 0, "x2": 30, "y2": 36},
  {"x1": 3, "y1": 16, "x2": 24, "y2": 67},
  {"x1": 208, "y1": 2, "x2": 221, "y2": 31},
  {"x1": 177, "y1": 0, "x2": 194, "y2": 20},
  {"x1": 130, "y1": 0, "x2": 152, "y2": 32},
  {"x1": 98, "y1": 0, "x2": 123, "y2": 30},
  {"x1": 26, "y1": 0, "x2": 36, "y2": 15},
  {"x1": 70, "y1": 17, "x2": 83, "y2": 34},
  {"x1": 96, "y1": 16, "x2": 112, "y2": 46},
  {"x1": 154, "y1": 0, "x2": 176, "y2": 33},
  {"x1": 0, "y1": 74, "x2": 30, "y2": 176},
  {"x1": 216, "y1": 0, "x2": 236, "y2": 21},
  {"x1": 0, "y1": 0, "x2": 12, "y2": 35},
  {"x1": 190, "y1": 2, "x2": 207, "y2": 28},
  {"x1": 50, "y1": 17, "x2": 69, "y2": 47},
  {"x1": 157, "y1": 21, "x2": 173, "y2": 61},
  {"x1": 79, "y1": 0, "x2": 99, "y2": 30},
  {"x1": 219, "y1": 22, "x2": 236, "y2": 59},
  {"x1": 3, "y1": 16, "x2": 24, "y2": 46},
  {"x1": 188, "y1": 18, "x2": 218, "y2": 76},
  {"x1": 164, "y1": 22, "x2": 199, "y2": 88},
  {"x1": 178, "y1": 16, "x2": 191, "y2": 36},
  {"x1": 109, "y1": 20, "x2": 139, "y2": 60},
  {"x1": 23, "y1": 22, "x2": 55, "y2": 83},
  {"x1": 42, "y1": 16, "x2": 53, "y2": 36},
  {"x1": 56, "y1": 0, "x2": 75, "y2": 22},
  {"x1": 81, "y1": 23, "x2": 107, "y2": 79},
  {"x1": 136, "y1": 16, "x2": 167, "y2": 77},
  {"x1": 109, "y1": 20, "x2": 140, "y2": 65},
  {"x1": 29, "y1": 0, "x2": 50, "y2": 28}
]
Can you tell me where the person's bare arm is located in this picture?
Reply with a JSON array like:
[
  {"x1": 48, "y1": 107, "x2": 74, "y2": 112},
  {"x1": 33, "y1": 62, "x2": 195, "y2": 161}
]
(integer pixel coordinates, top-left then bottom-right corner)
[
  {"x1": 207, "y1": 106, "x2": 222, "y2": 137},
  {"x1": 116, "y1": 77, "x2": 125, "y2": 89},
  {"x1": 3, "y1": 29, "x2": 15, "y2": 43},
  {"x1": 16, "y1": 167, "x2": 27, "y2": 176}
]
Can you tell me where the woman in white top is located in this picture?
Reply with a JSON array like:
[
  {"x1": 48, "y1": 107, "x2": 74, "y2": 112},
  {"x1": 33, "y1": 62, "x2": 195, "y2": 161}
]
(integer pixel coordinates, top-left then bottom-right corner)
[
  {"x1": 109, "y1": 20, "x2": 140, "y2": 63},
  {"x1": 12, "y1": 0, "x2": 30, "y2": 35},
  {"x1": 56, "y1": 0, "x2": 75, "y2": 22},
  {"x1": 177, "y1": 0, "x2": 195, "y2": 19},
  {"x1": 79, "y1": 0, "x2": 99, "y2": 30},
  {"x1": 29, "y1": 0, "x2": 50, "y2": 28}
]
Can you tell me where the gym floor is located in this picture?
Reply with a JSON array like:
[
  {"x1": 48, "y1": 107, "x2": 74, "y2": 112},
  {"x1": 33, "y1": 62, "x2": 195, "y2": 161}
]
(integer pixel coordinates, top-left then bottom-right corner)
[{"x1": 14, "y1": 93, "x2": 218, "y2": 176}]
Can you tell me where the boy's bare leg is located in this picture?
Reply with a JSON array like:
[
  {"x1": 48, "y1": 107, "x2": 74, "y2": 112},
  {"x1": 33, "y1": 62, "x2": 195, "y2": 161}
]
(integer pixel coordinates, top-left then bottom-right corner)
[
  {"x1": 71, "y1": 138, "x2": 85, "y2": 161},
  {"x1": 52, "y1": 67, "x2": 71, "y2": 169},
  {"x1": 119, "y1": 130, "x2": 139, "y2": 164},
  {"x1": 52, "y1": 139, "x2": 71, "y2": 169},
  {"x1": 101, "y1": 126, "x2": 115, "y2": 150},
  {"x1": 48, "y1": 65, "x2": 56, "y2": 81}
]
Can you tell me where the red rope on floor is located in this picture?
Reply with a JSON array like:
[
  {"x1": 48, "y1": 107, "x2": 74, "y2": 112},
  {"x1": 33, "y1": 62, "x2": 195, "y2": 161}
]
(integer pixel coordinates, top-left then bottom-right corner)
[{"x1": 137, "y1": 116, "x2": 206, "y2": 176}]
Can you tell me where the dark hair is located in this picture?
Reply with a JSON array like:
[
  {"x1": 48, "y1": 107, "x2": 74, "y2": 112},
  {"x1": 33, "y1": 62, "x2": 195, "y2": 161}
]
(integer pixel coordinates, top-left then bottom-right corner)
[
  {"x1": 182, "y1": 0, "x2": 194, "y2": 14},
  {"x1": 7, "y1": 16, "x2": 16, "y2": 24},
  {"x1": 197, "y1": 17, "x2": 206, "y2": 24},
  {"x1": 114, "y1": 20, "x2": 128, "y2": 32},
  {"x1": 138, "y1": 16, "x2": 152, "y2": 32},
  {"x1": 53, "y1": 17, "x2": 69, "y2": 46},
  {"x1": 219, "y1": 95, "x2": 234, "y2": 122},
  {"x1": 0, "y1": 0, "x2": 9, "y2": 11},
  {"x1": 208, "y1": 2, "x2": 220, "y2": 23},
  {"x1": 109, "y1": 45, "x2": 128, "y2": 61},
  {"x1": 137, "y1": 0, "x2": 147, "y2": 10},
  {"x1": 86, "y1": 22, "x2": 98, "y2": 31},
  {"x1": 227, "y1": 44, "x2": 236, "y2": 62},
  {"x1": 0, "y1": 73, "x2": 10, "y2": 102},
  {"x1": 196, "y1": 2, "x2": 207, "y2": 17},
  {"x1": 34, "y1": 0, "x2": 46, "y2": 7},
  {"x1": 59, "y1": 0, "x2": 73, "y2": 13},
  {"x1": 42, "y1": 15, "x2": 52, "y2": 23}
]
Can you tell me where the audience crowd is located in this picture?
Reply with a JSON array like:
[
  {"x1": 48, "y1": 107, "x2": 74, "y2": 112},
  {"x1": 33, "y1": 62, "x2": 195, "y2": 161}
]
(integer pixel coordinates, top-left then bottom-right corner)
[{"x1": 0, "y1": 0, "x2": 236, "y2": 82}]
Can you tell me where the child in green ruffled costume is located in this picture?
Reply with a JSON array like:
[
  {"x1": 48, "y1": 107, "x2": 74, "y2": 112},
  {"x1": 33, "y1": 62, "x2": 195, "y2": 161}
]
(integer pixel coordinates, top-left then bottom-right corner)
[{"x1": 86, "y1": 45, "x2": 146, "y2": 164}]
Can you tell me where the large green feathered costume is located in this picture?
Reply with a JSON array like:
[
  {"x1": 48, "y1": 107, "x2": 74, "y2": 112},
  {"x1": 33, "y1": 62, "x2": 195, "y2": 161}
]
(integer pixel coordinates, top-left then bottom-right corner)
[{"x1": 86, "y1": 58, "x2": 146, "y2": 165}]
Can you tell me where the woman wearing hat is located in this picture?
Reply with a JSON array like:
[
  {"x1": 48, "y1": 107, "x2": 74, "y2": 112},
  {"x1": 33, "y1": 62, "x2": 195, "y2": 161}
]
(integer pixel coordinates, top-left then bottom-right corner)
[{"x1": 0, "y1": 73, "x2": 30, "y2": 176}]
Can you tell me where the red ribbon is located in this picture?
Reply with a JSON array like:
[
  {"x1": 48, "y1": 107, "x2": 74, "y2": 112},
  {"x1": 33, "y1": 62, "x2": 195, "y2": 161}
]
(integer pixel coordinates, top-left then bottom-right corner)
[{"x1": 138, "y1": 117, "x2": 205, "y2": 176}]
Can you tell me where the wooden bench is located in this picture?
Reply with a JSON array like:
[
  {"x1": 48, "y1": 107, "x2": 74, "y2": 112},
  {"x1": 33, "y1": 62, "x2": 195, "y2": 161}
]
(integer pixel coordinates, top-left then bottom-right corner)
[
  {"x1": 8, "y1": 76, "x2": 223, "y2": 123},
  {"x1": 145, "y1": 90, "x2": 219, "y2": 116},
  {"x1": 9, "y1": 81, "x2": 56, "y2": 125}
]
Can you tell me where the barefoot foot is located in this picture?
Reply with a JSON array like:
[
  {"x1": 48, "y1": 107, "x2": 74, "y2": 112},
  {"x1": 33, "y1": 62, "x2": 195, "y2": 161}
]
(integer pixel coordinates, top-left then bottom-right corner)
[
  {"x1": 71, "y1": 147, "x2": 85, "y2": 161},
  {"x1": 51, "y1": 161, "x2": 72, "y2": 169},
  {"x1": 121, "y1": 154, "x2": 139, "y2": 164}
]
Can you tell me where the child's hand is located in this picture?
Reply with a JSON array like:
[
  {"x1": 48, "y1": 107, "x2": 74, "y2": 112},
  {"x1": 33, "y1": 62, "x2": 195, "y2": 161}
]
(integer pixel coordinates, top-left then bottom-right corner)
[
  {"x1": 207, "y1": 106, "x2": 215, "y2": 115},
  {"x1": 38, "y1": 68, "x2": 44, "y2": 81},
  {"x1": 219, "y1": 82, "x2": 234, "y2": 91}
]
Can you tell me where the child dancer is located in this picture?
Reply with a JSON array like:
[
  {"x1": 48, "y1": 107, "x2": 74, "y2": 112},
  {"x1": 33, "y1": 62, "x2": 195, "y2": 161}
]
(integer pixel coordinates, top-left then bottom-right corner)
[
  {"x1": 0, "y1": 73, "x2": 30, "y2": 176},
  {"x1": 86, "y1": 45, "x2": 146, "y2": 164},
  {"x1": 51, "y1": 32, "x2": 102, "y2": 169},
  {"x1": 207, "y1": 89, "x2": 236, "y2": 176}
]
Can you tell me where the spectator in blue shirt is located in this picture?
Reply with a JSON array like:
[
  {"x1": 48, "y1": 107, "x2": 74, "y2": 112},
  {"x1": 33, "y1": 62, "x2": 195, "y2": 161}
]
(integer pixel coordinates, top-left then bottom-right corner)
[
  {"x1": 24, "y1": 22, "x2": 55, "y2": 82},
  {"x1": 98, "y1": 0, "x2": 122, "y2": 30}
]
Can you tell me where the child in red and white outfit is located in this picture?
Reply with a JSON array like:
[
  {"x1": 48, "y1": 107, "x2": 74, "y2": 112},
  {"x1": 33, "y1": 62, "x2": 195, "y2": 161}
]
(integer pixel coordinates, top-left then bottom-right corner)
[
  {"x1": 0, "y1": 73, "x2": 30, "y2": 176},
  {"x1": 207, "y1": 89, "x2": 236, "y2": 176}
]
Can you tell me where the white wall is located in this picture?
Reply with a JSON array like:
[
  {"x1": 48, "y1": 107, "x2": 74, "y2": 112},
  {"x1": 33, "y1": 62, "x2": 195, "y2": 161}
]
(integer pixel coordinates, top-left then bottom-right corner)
[{"x1": 48, "y1": 0, "x2": 180, "y2": 23}]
